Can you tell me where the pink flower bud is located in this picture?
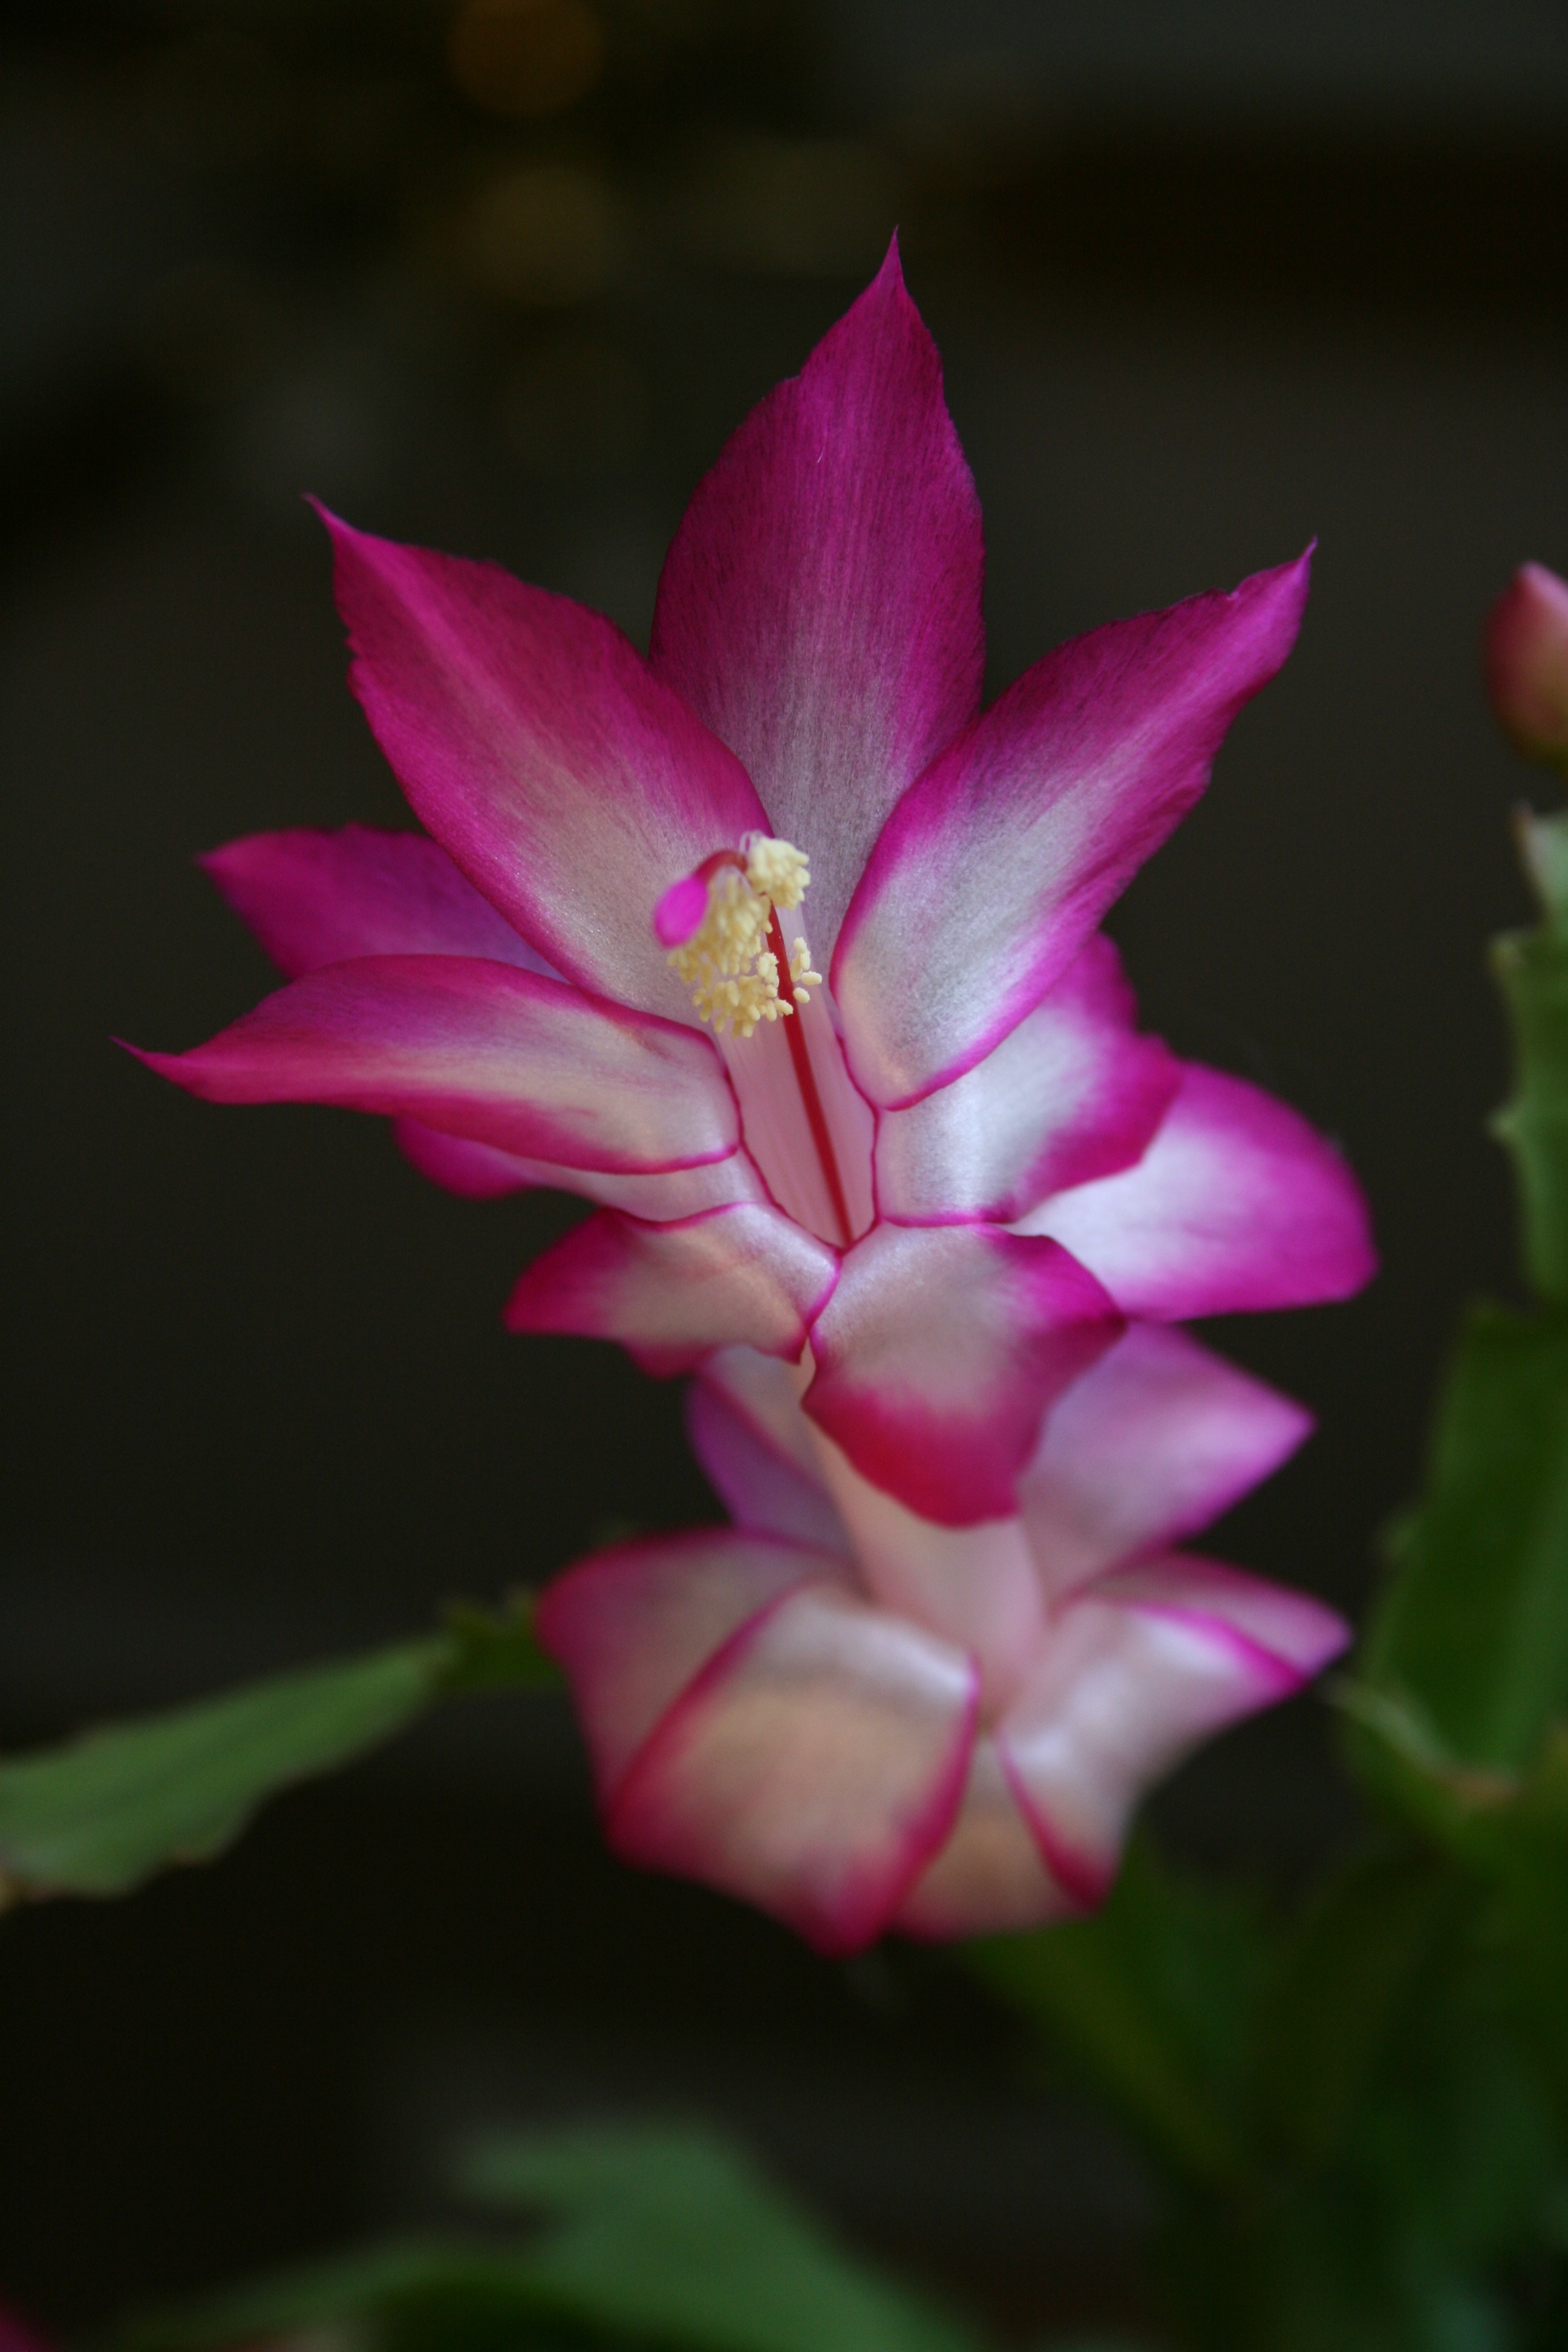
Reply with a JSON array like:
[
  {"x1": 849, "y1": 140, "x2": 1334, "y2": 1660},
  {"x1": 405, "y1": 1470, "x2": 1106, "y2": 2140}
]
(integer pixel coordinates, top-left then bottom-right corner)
[{"x1": 1484, "y1": 563, "x2": 1568, "y2": 766}]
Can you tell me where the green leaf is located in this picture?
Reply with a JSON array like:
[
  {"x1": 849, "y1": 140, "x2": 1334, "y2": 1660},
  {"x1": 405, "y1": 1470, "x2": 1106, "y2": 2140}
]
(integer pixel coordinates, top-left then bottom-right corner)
[
  {"x1": 1357, "y1": 1303, "x2": 1568, "y2": 1772},
  {"x1": 121, "y1": 2124, "x2": 985, "y2": 2352},
  {"x1": 967, "y1": 1841, "x2": 1263, "y2": 2186},
  {"x1": 437, "y1": 1592, "x2": 563, "y2": 1696},
  {"x1": 120, "y1": 2241, "x2": 600, "y2": 2352},
  {"x1": 461, "y1": 2121, "x2": 981, "y2": 2352},
  {"x1": 0, "y1": 1593, "x2": 560, "y2": 1905},
  {"x1": 1249, "y1": 1844, "x2": 1460, "y2": 2172},
  {"x1": 1492, "y1": 920, "x2": 1568, "y2": 1302}
]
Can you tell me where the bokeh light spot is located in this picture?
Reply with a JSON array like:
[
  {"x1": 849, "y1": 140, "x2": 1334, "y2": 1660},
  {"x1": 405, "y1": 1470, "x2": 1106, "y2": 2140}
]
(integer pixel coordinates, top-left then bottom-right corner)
[{"x1": 448, "y1": 0, "x2": 606, "y2": 119}]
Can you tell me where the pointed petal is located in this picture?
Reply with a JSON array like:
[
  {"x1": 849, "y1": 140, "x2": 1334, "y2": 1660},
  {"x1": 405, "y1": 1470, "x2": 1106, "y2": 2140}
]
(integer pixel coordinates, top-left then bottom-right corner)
[
  {"x1": 394, "y1": 1119, "x2": 767, "y2": 1220},
  {"x1": 607, "y1": 1580, "x2": 979, "y2": 1955},
  {"x1": 503, "y1": 1202, "x2": 839, "y2": 1365},
  {"x1": 1019, "y1": 1322, "x2": 1314, "y2": 1601},
  {"x1": 534, "y1": 1529, "x2": 831, "y2": 1794},
  {"x1": 131, "y1": 956, "x2": 738, "y2": 1172},
  {"x1": 892, "y1": 1736, "x2": 1073, "y2": 1939},
  {"x1": 648, "y1": 241, "x2": 984, "y2": 962},
  {"x1": 200, "y1": 824, "x2": 554, "y2": 977},
  {"x1": 999, "y1": 1553, "x2": 1350, "y2": 1903},
  {"x1": 685, "y1": 1376, "x2": 851, "y2": 1555},
  {"x1": 1017, "y1": 1063, "x2": 1376, "y2": 1318},
  {"x1": 874, "y1": 935, "x2": 1179, "y2": 1224},
  {"x1": 805, "y1": 1223, "x2": 1124, "y2": 1526},
  {"x1": 834, "y1": 553, "x2": 1313, "y2": 1107},
  {"x1": 321, "y1": 511, "x2": 768, "y2": 1021}
]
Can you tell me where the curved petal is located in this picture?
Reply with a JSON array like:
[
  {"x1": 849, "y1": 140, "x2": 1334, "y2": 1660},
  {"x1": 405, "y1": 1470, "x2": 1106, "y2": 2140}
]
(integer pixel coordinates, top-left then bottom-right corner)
[
  {"x1": 394, "y1": 1119, "x2": 768, "y2": 1220},
  {"x1": 200, "y1": 824, "x2": 554, "y2": 977},
  {"x1": 685, "y1": 1376, "x2": 851, "y2": 1556},
  {"x1": 806, "y1": 1426, "x2": 1045, "y2": 1714},
  {"x1": 131, "y1": 957, "x2": 737, "y2": 1174},
  {"x1": 892, "y1": 1736, "x2": 1074, "y2": 1940},
  {"x1": 503, "y1": 1202, "x2": 839, "y2": 1365},
  {"x1": 1016, "y1": 1064, "x2": 1376, "y2": 1318},
  {"x1": 833, "y1": 553, "x2": 1313, "y2": 1108},
  {"x1": 999, "y1": 1553, "x2": 1350, "y2": 1904},
  {"x1": 607, "y1": 1580, "x2": 980, "y2": 1956},
  {"x1": 535, "y1": 1530, "x2": 834, "y2": 1794},
  {"x1": 647, "y1": 240, "x2": 984, "y2": 963},
  {"x1": 804, "y1": 1224, "x2": 1123, "y2": 1526},
  {"x1": 874, "y1": 935, "x2": 1179, "y2": 1224},
  {"x1": 321, "y1": 511, "x2": 768, "y2": 1021},
  {"x1": 1019, "y1": 1322, "x2": 1314, "y2": 1602}
]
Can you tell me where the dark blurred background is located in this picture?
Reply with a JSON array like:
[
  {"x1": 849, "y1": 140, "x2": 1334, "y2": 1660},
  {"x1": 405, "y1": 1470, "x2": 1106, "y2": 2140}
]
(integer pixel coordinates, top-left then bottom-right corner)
[{"x1": 3, "y1": 0, "x2": 1567, "y2": 2335}]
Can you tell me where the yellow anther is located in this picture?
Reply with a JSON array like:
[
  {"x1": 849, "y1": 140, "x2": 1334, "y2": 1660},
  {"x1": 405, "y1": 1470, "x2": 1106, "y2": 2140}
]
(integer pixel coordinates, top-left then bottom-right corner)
[
  {"x1": 788, "y1": 939, "x2": 823, "y2": 1002},
  {"x1": 667, "y1": 836, "x2": 816, "y2": 1038},
  {"x1": 744, "y1": 834, "x2": 811, "y2": 910}
]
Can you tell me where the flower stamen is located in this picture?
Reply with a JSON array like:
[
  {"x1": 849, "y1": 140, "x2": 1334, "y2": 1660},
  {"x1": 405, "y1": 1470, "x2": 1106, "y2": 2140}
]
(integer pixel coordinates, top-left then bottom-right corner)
[
  {"x1": 655, "y1": 835, "x2": 820, "y2": 1040},
  {"x1": 653, "y1": 835, "x2": 849, "y2": 1246}
]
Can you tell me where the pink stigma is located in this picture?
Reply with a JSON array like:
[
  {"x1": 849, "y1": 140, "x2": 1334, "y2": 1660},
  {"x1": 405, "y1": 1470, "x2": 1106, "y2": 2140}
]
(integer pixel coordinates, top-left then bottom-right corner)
[{"x1": 653, "y1": 872, "x2": 711, "y2": 949}]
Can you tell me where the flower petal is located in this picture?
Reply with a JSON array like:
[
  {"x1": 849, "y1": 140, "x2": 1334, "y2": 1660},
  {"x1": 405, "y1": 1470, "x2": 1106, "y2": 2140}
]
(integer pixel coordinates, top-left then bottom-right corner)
[
  {"x1": 200, "y1": 824, "x2": 554, "y2": 976},
  {"x1": 1016, "y1": 1063, "x2": 1376, "y2": 1318},
  {"x1": 535, "y1": 1529, "x2": 832, "y2": 1794},
  {"x1": 321, "y1": 511, "x2": 768, "y2": 1021},
  {"x1": 647, "y1": 241, "x2": 984, "y2": 963},
  {"x1": 804, "y1": 1224, "x2": 1123, "y2": 1525},
  {"x1": 1019, "y1": 1322, "x2": 1313, "y2": 1602},
  {"x1": 874, "y1": 934, "x2": 1179, "y2": 1224},
  {"x1": 607, "y1": 1580, "x2": 979, "y2": 1955},
  {"x1": 394, "y1": 1119, "x2": 767, "y2": 1220},
  {"x1": 699, "y1": 1345, "x2": 824, "y2": 1484},
  {"x1": 503, "y1": 1202, "x2": 839, "y2": 1365},
  {"x1": 891, "y1": 1736, "x2": 1073, "y2": 1939},
  {"x1": 131, "y1": 957, "x2": 738, "y2": 1172},
  {"x1": 685, "y1": 1376, "x2": 851, "y2": 1556},
  {"x1": 833, "y1": 552, "x2": 1313, "y2": 1108},
  {"x1": 999, "y1": 1553, "x2": 1350, "y2": 1904},
  {"x1": 806, "y1": 1426, "x2": 1045, "y2": 1713}
]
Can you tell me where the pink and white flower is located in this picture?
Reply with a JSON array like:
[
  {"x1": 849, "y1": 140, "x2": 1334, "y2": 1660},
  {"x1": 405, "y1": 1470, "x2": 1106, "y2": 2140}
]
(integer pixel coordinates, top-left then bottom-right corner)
[
  {"x1": 535, "y1": 1329, "x2": 1348, "y2": 1952},
  {"x1": 134, "y1": 244, "x2": 1371, "y2": 1528}
]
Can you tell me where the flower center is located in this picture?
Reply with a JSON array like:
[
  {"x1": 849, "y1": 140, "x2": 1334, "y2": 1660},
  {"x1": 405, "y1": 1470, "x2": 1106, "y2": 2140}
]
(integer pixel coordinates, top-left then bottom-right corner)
[{"x1": 654, "y1": 835, "x2": 857, "y2": 1249}]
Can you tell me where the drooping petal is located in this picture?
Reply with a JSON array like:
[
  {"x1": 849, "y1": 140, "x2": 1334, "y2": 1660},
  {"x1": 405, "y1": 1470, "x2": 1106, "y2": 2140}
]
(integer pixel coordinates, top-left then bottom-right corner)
[
  {"x1": 874, "y1": 935, "x2": 1179, "y2": 1224},
  {"x1": 806, "y1": 1426, "x2": 1045, "y2": 1713},
  {"x1": 1016, "y1": 1063, "x2": 1376, "y2": 1318},
  {"x1": 607, "y1": 1580, "x2": 980, "y2": 1955},
  {"x1": 503, "y1": 1202, "x2": 839, "y2": 1365},
  {"x1": 804, "y1": 1224, "x2": 1123, "y2": 1525},
  {"x1": 534, "y1": 1529, "x2": 832, "y2": 1794},
  {"x1": 892, "y1": 1736, "x2": 1074, "y2": 1939},
  {"x1": 200, "y1": 824, "x2": 554, "y2": 976},
  {"x1": 999, "y1": 1553, "x2": 1350, "y2": 1904},
  {"x1": 394, "y1": 1119, "x2": 768, "y2": 1220},
  {"x1": 647, "y1": 241, "x2": 985, "y2": 963},
  {"x1": 685, "y1": 1376, "x2": 851, "y2": 1556},
  {"x1": 131, "y1": 957, "x2": 738, "y2": 1172},
  {"x1": 833, "y1": 553, "x2": 1313, "y2": 1108},
  {"x1": 1019, "y1": 1322, "x2": 1314, "y2": 1601},
  {"x1": 321, "y1": 511, "x2": 768, "y2": 1021}
]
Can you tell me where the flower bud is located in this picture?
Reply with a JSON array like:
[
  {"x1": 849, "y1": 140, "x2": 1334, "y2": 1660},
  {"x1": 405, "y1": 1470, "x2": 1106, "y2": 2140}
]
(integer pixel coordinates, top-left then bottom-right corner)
[{"x1": 1484, "y1": 562, "x2": 1568, "y2": 768}]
